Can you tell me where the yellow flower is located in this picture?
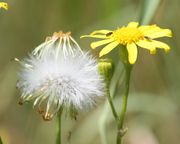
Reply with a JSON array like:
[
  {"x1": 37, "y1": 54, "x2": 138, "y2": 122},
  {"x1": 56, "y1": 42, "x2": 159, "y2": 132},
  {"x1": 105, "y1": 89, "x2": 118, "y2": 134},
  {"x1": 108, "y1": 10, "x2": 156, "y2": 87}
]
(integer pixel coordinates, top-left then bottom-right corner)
[
  {"x1": 0, "y1": 2, "x2": 8, "y2": 10},
  {"x1": 81, "y1": 22, "x2": 172, "y2": 64}
]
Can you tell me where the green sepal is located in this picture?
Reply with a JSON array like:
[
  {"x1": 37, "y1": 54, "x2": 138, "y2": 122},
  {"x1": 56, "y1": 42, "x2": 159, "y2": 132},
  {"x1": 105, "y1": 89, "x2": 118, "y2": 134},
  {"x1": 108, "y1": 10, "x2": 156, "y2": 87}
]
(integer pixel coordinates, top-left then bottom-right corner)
[{"x1": 98, "y1": 59, "x2": 114, "y2": 83}]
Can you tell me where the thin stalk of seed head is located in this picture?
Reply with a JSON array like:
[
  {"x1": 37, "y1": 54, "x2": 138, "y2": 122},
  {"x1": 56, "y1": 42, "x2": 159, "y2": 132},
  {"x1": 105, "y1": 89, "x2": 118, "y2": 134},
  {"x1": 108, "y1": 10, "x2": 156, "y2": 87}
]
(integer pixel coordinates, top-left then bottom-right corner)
[
  {"x1": 55, "y1": 38, "x2": 62, "y2": 60},
  {"x1": 67, "y1": 38, "x2": 74, "y2": 56},
  {"x1": 33, "y1": 39, "x2": 56, "y2": 57},
  {"x1": 116, "y1": 66, "x2": 132, "y2": 144},
  {"x1": 70, "y1": 37, "x2": 83, "y2": 53},
  {"x1": 56, "y1": 106, "x2": 63, "y2": 144}
]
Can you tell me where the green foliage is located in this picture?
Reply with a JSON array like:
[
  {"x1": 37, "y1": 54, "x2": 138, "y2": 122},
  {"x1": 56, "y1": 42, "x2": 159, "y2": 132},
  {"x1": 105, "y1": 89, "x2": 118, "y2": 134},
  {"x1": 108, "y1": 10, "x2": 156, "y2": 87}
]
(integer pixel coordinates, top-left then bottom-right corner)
[
  {"x1": 139, "y1": 0, "x2": 160, "y2": 24},
  {"x1": 0, "y1": 137, "x2": 3, "y2": 144}
]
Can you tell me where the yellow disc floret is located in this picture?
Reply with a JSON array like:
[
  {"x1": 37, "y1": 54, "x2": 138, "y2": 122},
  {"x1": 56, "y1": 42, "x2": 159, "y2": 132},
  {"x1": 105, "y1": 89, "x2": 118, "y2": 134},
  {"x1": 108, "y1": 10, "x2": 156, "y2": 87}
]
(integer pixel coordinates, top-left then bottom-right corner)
[{"x1": 112, "y1": 27, "x2": 144, "y2": 45}]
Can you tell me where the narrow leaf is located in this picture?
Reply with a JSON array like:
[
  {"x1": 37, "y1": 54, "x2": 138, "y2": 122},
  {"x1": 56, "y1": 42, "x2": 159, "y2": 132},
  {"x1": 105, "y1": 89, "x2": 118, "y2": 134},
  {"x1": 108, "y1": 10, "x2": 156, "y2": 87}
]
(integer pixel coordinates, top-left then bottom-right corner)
[
  {"x1": 0, "y1": 137, "x2": 3, "y2": 144},
  {"x1": 139, "y1": 0, "x2": 161, "y2": 25}
]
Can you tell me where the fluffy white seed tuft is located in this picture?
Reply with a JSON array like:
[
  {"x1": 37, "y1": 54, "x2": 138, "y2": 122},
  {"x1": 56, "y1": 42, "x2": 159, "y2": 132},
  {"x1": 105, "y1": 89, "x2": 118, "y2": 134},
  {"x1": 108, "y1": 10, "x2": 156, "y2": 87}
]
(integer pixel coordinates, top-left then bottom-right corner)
[{"x1": 16, "y1": 31, "x2": 105, "y2": 120}]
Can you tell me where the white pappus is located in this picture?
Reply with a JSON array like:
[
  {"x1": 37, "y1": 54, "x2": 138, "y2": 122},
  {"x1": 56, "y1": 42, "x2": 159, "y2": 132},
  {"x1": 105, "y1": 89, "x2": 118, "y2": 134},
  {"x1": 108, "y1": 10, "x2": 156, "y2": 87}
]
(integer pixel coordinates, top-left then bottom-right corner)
[{"x1": 16, "y1": 31, "x2": 105, "y2": 120}]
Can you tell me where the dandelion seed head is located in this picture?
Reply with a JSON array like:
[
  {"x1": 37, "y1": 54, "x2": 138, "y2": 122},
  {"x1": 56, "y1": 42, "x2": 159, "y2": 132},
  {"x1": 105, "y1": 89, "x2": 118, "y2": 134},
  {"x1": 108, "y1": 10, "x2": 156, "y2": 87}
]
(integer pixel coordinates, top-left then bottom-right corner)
[{"x1": 17, "y1": 31, "x2": 105, "y2": 120}]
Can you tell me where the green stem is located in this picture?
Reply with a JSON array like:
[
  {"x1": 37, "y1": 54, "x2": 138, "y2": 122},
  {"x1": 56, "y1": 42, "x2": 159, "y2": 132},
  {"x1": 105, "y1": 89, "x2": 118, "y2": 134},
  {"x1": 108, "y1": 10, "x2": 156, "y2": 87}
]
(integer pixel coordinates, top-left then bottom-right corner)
[
  {"x1": 107, "y1": 83, "x2": 118, "y2": 121},
  {"x1": 116, "y1": 65, "x2": 132, "y2": 144},
  {"x1": 99, "y1": 63, "x2": 124, "y2": 144},
  {"x1": 56, "y1": 106, "x2": 63, "y2": 144}
]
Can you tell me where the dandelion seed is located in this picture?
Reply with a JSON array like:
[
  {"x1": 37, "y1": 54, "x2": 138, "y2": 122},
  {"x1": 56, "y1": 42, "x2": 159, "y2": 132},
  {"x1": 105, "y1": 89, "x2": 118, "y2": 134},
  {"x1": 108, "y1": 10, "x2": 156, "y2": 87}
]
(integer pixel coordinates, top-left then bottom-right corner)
[
  {"x1": 16, "y1": 31, "x2": 105, "y2": 120},
  {"x1": 81, "y1": 22, "x2": 172, "y2": 64}
]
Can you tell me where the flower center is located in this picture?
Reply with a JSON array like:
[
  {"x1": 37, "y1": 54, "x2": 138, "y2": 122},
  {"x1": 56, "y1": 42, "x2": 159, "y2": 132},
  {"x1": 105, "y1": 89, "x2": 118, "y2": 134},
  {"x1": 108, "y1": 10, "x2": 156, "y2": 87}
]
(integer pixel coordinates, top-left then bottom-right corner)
[{"x1": 112, "y1": 27, "x2": 144, "y2": 45}]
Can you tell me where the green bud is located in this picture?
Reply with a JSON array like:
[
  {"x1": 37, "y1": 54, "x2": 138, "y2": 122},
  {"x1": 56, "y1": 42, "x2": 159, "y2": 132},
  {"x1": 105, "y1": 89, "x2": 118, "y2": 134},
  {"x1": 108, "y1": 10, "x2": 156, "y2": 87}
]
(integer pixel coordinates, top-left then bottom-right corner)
[{"x1": 98, "y1": 59, "x2": 114, "y2": 82}]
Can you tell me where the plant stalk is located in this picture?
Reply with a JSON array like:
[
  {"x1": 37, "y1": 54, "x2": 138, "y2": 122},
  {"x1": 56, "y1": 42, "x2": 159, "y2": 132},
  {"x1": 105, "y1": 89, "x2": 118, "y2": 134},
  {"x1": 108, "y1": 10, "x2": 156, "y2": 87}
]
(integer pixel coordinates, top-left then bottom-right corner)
[
  {"x1": 107, "y1": 82, "x2": 118, "y2": 121},
  {"x1": 116, "y1": 65, "x2": 132, "y2": 144},
  {"x1": 56, "y1": 106, "x2": 63, "y2": 144}
]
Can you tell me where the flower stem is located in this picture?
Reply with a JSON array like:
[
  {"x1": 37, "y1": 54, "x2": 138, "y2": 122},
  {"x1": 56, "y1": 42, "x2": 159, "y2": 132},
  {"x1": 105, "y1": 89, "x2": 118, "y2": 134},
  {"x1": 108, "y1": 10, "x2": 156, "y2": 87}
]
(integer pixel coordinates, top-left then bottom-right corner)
[
  {"x1": 116, "y1": 65, "x2": 132, "y2": 144},
  {"x1": 99, "y1": 63, "x2": 124, "y2": 144},
  {"x1": 56, "y1": 106, "x2": 63, "y2": 144},
  {"x1": 107, "y1": 83, "x2": 118, "y2": 121}
]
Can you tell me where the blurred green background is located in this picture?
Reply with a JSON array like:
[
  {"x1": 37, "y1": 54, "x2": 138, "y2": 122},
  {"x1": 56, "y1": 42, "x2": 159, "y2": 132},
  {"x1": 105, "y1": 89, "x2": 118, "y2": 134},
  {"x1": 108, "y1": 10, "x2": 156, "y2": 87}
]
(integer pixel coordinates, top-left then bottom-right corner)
[{"x1": 0, "y1": 0, "x2": 179, "y2": 144}]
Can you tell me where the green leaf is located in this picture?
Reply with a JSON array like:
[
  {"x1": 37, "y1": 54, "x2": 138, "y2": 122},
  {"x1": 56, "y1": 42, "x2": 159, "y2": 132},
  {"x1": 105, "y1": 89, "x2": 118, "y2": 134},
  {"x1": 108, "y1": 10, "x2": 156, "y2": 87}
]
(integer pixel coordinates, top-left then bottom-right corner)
[
  {"x1": 139, "y1": 0, "x2": 161, "y2": 25},
  {"x1": 0, "y1": 137, "x2": 3, "y2": 144}
]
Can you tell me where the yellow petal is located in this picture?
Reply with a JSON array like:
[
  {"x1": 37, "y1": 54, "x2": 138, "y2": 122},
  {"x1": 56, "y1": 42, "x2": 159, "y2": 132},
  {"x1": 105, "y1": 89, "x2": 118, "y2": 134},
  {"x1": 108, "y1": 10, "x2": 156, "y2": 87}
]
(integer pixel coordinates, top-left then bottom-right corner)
[
  {"x1": 91, "y1": 30, "x2": 112, "y2": 35},
  {"x1": 0, "y1": 2, "x2": 8, "y2": 10},
  {"x1": 151, "y1": 40, "x2": 170, "y2": 53},
  {"x1": 127, "y1": 22, "x2": 139, "y2": 28},
  {"x1": 139, "y1": 25, "x2": 172, "y2": 39},
  {"x1": 91, "y1": 38, "x2": 115, "y2": 49},
  {"x1": 99, "y1": 41, "x2": 119, "y2": 57},
  {"x1": 145, "y1": 29, "x2": 172, "y2": 39},
  {"x1": 136, "y1": 40, "x2": 156, "y2": 54},
  {"x1": 139, "y1": 25, "x2": 161, "y2": 36},
  {"x1": 127, "y1": 43, "x2": 138, "y2": 64},
  {"x1": 80, "y1": 35, "x2": 107, "y2": 39},
  {"x1": 138, "y1": 25, "x2": 156, "y2": 32}
]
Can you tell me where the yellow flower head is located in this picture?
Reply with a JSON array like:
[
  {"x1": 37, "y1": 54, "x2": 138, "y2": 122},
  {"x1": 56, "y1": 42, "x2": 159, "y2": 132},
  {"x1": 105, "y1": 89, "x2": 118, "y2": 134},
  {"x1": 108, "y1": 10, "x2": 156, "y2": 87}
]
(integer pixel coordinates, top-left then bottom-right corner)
[
  {"x1": 0, "y1": 2, "x2": 8, "y2": 10},
  {"x1": 81, "y1": 22, "x2": 172, "y2": 64}
]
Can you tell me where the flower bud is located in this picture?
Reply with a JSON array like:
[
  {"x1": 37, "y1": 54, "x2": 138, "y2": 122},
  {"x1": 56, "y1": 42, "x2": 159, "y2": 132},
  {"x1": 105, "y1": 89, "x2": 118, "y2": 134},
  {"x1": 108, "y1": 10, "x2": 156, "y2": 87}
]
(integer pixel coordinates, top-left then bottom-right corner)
[{"x1": 98, "y1": 59, "x2": 114, "y2": 82}]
